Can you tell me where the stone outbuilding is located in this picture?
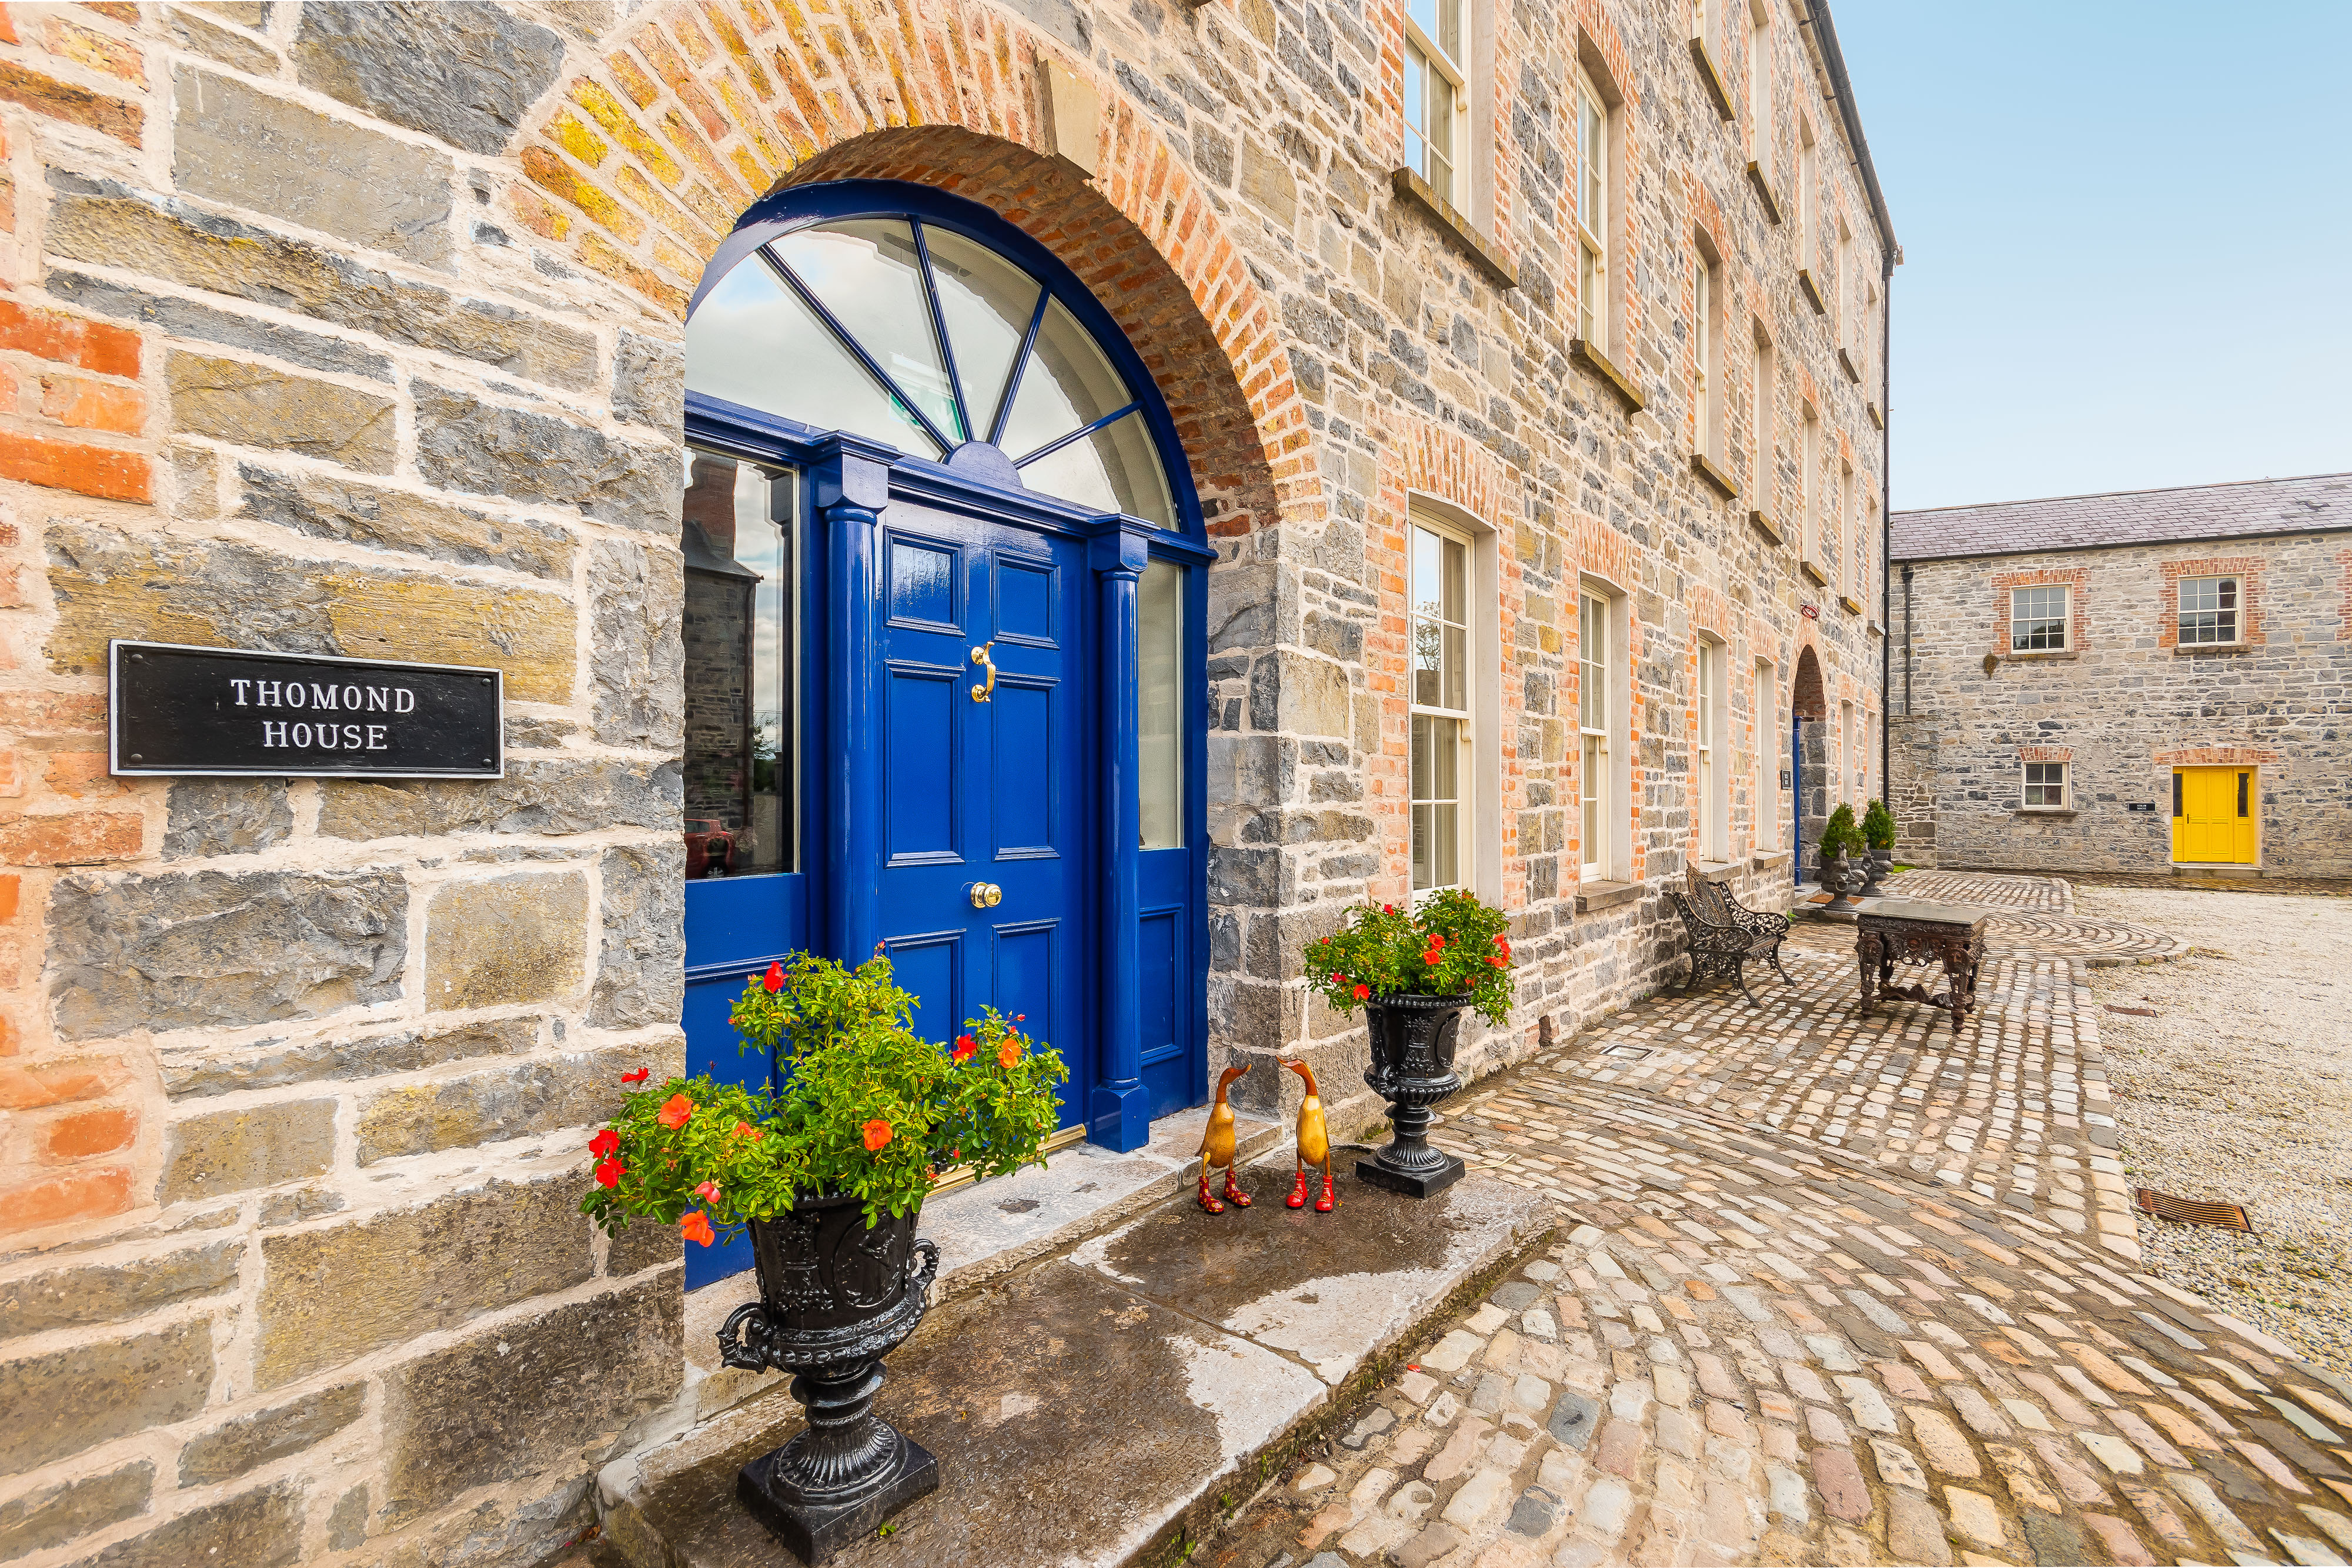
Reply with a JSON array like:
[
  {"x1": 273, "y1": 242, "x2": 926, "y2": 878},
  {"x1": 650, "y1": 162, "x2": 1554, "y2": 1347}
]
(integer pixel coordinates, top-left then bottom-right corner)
[
  {"x1": 1887, "y1": 472, "x2": 2352, "y2": 878},
  {"x1": 0, "y1": 1, "x2": 1890, "y2": 1564}
]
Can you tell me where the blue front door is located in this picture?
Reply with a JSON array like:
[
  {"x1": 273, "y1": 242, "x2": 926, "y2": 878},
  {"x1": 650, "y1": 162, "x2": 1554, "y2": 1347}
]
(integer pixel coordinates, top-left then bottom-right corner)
[{"x1": 874, "y1": 500, "x2": 1093, "y2": 1124}]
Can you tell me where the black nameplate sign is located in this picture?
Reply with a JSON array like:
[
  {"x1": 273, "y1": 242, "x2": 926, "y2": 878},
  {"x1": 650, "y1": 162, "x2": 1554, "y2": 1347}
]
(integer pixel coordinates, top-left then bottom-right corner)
[{"x1": 110, "y1": 641, "x2": 503, "y2": 779}]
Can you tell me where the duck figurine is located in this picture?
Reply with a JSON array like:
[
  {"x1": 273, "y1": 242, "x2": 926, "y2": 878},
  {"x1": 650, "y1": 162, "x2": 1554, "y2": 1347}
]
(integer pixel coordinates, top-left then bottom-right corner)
[
  {"x1": 1196, "y1": 1062, "x2": 1252, "y2": 1213},
  {"x1": 1284, "y1": 1060, "x2": 1337, "y2": 1212}
]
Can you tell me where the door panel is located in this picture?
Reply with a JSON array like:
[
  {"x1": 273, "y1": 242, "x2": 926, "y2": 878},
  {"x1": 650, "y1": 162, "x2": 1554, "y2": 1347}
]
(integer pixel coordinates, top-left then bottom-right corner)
[
  {"x1": 876, "y1": 502, "x2": 1092, "y2": 1128},
  {"x1": 2173, "y1": 766, "x2": 2257, "y2": 864}
]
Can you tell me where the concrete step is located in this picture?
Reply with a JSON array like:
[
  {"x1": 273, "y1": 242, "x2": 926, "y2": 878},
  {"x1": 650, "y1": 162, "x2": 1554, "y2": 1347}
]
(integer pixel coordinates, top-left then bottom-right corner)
[{"x1": 598, "y1": 1153, "x2": 1551, "y2": 1567}]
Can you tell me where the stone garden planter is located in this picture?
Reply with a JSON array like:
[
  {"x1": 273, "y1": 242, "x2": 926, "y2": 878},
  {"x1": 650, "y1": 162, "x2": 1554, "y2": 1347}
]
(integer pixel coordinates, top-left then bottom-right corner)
[
  {"x1": 717, "y1": 1195, "x2": 943, "y2": 1564},
  {"x1": 1355, "y1": 992, "x2": 1468, "y2": 1198}
]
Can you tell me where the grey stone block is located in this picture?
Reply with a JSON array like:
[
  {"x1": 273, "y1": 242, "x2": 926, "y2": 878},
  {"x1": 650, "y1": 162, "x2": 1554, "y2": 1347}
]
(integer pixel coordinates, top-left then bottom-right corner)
[
  {"x1": 239, "y1": 463, "x2": 576, "y2": 580},
  {"x1": 0, "y1": 1240, "x2": 242, "y2": 1339},
  {"x1": 177, "y1": 1383, "x2": 365, "y2": 1485},
  {"x1": 590, "y1": 842, "x2": 686, "y2": 1030},
  {"x1": 415, "y1": 385, "x2": 677, "y2": 529},
  {"x1": 0, "y1": 1460, "x2": 151, "y2": 1563},
  {"x1": 0, "y1": 1322, "x2": 213, "y2": 1473},
  {"x1": 159, "y1": 1098, "x2": 337, "y2": 1203},
  {"x1": 292, "y1": 1, "x2": 564, "y2": 156}
]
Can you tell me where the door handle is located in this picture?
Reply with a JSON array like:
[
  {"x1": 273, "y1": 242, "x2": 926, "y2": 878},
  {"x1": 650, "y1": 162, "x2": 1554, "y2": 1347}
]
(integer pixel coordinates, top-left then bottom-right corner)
[
  {"x1": 967, "y1": 882, "x2": 1003, "y2": 910},
  {"x1": 970, "y1": 642, "x2": 996, "y2": 703}
]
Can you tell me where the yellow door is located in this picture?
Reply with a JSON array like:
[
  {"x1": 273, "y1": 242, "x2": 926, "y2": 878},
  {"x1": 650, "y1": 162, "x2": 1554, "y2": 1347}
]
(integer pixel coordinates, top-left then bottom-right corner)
[{"x1": 2171, "y1": 767, "x2": 2257, "y2": 864}]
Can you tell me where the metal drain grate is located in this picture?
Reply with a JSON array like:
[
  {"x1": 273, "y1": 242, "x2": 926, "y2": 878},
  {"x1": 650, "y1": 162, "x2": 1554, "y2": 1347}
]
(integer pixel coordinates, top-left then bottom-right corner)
[{"x1": 2134, "y1": 1188, "x2": 2253, "y2": 1232}]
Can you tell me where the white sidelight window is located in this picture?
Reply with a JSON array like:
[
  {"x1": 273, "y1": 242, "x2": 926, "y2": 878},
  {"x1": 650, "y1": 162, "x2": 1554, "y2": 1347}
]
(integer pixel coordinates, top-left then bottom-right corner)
[
  {"x1": 1578, "y1": 589, "x2": 1612, "y2": 879},
  {"x1": 1404, "y1": 0, "x2": 1468, "y2": 206},
  {"x1": 1575, "y1": 66, "x2": 1612, "y2": 349},
  {"x1": 1137, "y1": 559, "x2": 1185, "y2": 849},
  {"x1": 1410, "y1": 513, "x2": 1472, "y2": 894},
  {"x1": 1695, "y1": 249, "x2": 1721, "y2": 463},
  {"x1": 1748, "y1": 0, "x2": 1772, "y2": 175},
  {"x1": 2178, "y1": 576, "x2": 2240, "y2": 645}
]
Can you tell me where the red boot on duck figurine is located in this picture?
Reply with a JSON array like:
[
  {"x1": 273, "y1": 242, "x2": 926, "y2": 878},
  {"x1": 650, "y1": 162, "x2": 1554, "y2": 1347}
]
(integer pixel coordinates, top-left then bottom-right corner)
[
  {"x1": 1284, "y1": 1061, "x2": 1337, "y2": 1212},
  {"x1": 1196, "y1": 1063, "x2": 1252, "y2": 1213}
]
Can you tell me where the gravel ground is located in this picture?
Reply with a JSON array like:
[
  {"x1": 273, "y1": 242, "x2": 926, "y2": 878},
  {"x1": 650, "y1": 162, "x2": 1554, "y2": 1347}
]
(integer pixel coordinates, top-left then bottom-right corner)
[{"x1": 2076, "y1": 884, "x2": 2352, "y2": 1378}]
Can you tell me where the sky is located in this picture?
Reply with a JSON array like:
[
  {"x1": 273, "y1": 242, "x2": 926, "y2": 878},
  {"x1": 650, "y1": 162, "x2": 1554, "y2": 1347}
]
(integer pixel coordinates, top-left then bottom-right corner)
[{"x1": 1831, "y1": 1, "x2": 2352, "y2": 513}]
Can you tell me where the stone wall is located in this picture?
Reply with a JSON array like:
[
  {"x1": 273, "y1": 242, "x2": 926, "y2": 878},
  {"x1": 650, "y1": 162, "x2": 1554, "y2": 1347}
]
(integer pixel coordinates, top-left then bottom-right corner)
[
  {"x1": 1889, "y1": 532, "x2": 2352, "y2": 878},
  {"x1": 0, "y1": 0, "x2": 1887, "y2": 1563}
]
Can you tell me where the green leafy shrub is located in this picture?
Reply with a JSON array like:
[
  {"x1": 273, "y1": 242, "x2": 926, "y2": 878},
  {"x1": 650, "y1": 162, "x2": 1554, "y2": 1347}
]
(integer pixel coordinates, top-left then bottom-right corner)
[
  {"x1": 1303, "y1": 887, "x2": 1516, "y2": 1025},
  {"x1": 1820, "y1": 803, "x2": 1862, "y2": 860},
  {"x1": 1862, "y1": 798, "x2": 1896, "y2": 852},
  {"x1": 580, "y1": 952, "x2": 1067, "y2": 1246}
]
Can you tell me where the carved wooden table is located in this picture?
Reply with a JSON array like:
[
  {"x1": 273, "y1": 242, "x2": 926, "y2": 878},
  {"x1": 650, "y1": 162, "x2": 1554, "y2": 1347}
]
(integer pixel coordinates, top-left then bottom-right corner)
[{"x1": 1855, "y1": 900, "x2": 1988, "y2": 1038}]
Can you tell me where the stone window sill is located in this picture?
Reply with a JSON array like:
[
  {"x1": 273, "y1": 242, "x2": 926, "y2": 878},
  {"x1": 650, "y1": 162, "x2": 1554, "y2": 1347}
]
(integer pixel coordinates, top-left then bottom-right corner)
[
  {"x1": 1867, "y1": 400, "x2": 1884, "y2": 430},
  {"x1": 1575, "y1": 879, "x2": 1641, "y2": 913},
  {"x1": 1799, "y1": 558, "x2": 1828, "y2": 586},
  {"x1": 1694, "y1": 860, "x2": 1740, "y2": 882},
  {"x1": 1747, "y1": 162, "x2": 1782, "y2": 224},
  {"x1": 1692, "y1": 451, "x2": 1739, "y2": 500},
  {"x1": 1839, "y1": 348, "x2": 1862, "y2": 383},
  {"x1": 1751, "y1": 850, "x2": 1792, "y2": 871},
  {"x1": 1689, "y1": 37, "x2": 1735, "y2": 121},
  {"x1": 1570, "y1": 338, "x2": 1645, "y2": 414},
  {"x1": 2173, "y1": 641, "x2": 2251, "y2": 655},
  {"x1": 1797, "y1": 270, "x2": 1826, "y2": 315},
  {"x1": 1748, "y1": 509, "x2": 1782, "y2": 545},
  {"x1": 1867, "y1": 620, "x2": 1885, "y2": 638},
  {"x1": 2012, "y1": 808, "x2": 2077, "y2": 818},
  {"x1": 1389, "y1": 167, "x2": 1518, "y2": 288},
  {"x1": 2002, "y1": 648, "x2": 2079, "y2": 661},
  {"x1": 1838, "y1": 593, "x2": 1864, "y2": 614}
]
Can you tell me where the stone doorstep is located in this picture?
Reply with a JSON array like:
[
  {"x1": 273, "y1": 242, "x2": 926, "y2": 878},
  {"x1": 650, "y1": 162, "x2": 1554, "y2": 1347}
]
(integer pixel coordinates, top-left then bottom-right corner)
[
  {"x1": 677, "y1": 1108, "x2": 1285, "y2": 1425},
  {"x1": 597, "y1": 1156, "x2": 1551, "y2": 1568}
]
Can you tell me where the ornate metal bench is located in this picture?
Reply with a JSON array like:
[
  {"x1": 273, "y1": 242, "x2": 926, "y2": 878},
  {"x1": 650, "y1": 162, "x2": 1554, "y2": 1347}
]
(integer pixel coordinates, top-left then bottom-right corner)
[{"x1": 1669, "y1": 865, "x2": 1793, "y2": 1007}]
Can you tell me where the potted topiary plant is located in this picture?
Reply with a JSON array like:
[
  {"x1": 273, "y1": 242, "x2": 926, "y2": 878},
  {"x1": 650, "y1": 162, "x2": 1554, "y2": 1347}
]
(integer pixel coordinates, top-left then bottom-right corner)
[
  {"x1": 582, "y1": 952, "x2": 1066, "y2": 1563},
  {"x1": 1819, "y1": 803, "x2": 1864, "y2": 905},
  {"x1": 1304, "y1": 887, "x2": 1515, "y2": 1199},
  {"x1": 1860, "y1": 798, "x2": 1897, "y2": 897}
]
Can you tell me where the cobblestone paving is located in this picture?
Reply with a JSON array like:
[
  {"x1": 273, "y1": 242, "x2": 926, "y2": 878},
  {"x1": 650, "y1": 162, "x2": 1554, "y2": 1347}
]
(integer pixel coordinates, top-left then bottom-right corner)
[{"x1": 1204, "y1": 873, "x2": 2352, "y2": 1568}]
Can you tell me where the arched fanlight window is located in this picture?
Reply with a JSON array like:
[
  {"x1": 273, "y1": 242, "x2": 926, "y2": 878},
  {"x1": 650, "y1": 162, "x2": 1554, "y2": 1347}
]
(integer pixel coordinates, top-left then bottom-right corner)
[{"x1": 686, "y1": 216, "x2": 1175, "y2": 530}]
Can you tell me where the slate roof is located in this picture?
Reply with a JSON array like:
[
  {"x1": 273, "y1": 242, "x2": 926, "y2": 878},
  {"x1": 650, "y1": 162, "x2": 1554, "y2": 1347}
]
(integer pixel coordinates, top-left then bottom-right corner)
[{"x1": 1888, "y1": 472, "x2": 2352, "y2": 561}]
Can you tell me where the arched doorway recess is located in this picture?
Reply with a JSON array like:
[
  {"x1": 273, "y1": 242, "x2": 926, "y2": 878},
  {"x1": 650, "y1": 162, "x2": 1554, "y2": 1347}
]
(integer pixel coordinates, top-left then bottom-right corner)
[{"x1": 675, "y1": 180, "x2": 1213, "y2": 1285}]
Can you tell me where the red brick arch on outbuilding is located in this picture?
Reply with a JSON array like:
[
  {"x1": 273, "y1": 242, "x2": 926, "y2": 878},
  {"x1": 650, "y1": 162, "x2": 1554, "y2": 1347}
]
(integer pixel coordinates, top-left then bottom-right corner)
[{"x1": 506, "y1": 0, "x2": 1305, "y2": 537}]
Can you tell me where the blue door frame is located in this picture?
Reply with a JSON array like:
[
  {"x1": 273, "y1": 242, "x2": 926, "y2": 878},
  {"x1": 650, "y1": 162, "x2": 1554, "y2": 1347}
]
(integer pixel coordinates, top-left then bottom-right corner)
[{"x1": 679, "y1": 185, "x2": 1215, "y2": 1288}]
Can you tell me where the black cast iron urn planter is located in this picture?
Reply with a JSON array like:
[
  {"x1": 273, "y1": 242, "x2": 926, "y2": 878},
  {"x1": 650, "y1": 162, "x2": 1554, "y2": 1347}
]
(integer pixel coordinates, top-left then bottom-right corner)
[
  {"x1": 717, "y1": 1193, "x2": 942, "y2": 1564},
  {"x1": 1354, "y1": 991, "x2": 1468, "y2": 1198}
]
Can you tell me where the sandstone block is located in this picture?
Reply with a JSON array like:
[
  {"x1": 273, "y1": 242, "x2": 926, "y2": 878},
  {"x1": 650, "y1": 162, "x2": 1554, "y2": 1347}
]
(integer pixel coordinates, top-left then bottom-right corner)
[
  {"x1": 614, "y1": 330, "x2": 684, "y2": 431},
  {"x1": 380, "y1": 1274, "x2": 680, "y2": 1515},
  {"x1": 292, "y1": 1, "x2": 564, "y2": 156},
  {"x1": 423, "y1": 871, "x2": 588, "y2": 1011},
  {"x1": 255, "y1": 1175, "x2": 594, "y2": 1389},
  {"x1": 590, "y1": 842, "x2": 684, "y2": 1029},
  {"x1": 49, "y1": 866, "x2": 407, "y2": 1041},
  {"x1": 45, "y1": 522, "x2": 577, "y2": 700},
  {"x1": 159, "y1": 1098, "x2": 337, "y2": 1203},
  {"x1": 0, "y1": 1320, "x2": 212, "y2": 1473},
  {"x1": 163, "y1": 1015, "x2": 536, "y2": 1100},
  {"x1": 416, "y1": 385, "x2": 678, "y2": 530},
  {"x1": 65, "y1": 1478, "x2": 302, "y2": 1568},
  {"x1": 239, "y1": 463, "x2": 576, "y2": 580},
  {"x1": 607, "y1": 1208, "x2": 684, "y2": 1278},
  {"x1": 172, "y1": 66, "x2": 453, "y2": 263},
  {"x1": 588, "y1": 538, "x2": 685, "y2": 745},
  {"x1": 0, "y1": 1238, "x2": 240, "y2": 1338},
  {"x1": 318, "y1": 758, "x2": 679, "y2": 842},
  {"x1": 168, "y1": 350, "x2": 394, "y2": 471},
  {"x1": 353, "y1": 1038, "x2": 671, "y2": 1164},
  {"x1": 163, "y1": 778, "x2": 292, "y2": 859},
  {"x1": 0, "y1": 1459, "x2": 150, "y2": 1562},
  {"x1": 178, "y1": 1382, "x2": 364, "y2": 1485},
  {"x1": 168, "y1": 8, "x2": 280, "y2": 76}
]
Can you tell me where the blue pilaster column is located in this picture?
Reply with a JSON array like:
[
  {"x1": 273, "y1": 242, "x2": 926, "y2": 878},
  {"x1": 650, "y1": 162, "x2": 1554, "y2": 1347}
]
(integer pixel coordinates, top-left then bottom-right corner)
[
  {"x1": 817, "y1": 449, "x2": 891, "y2": 965},
  {"x1": 1089, "y1": 524, "x2": 1151, "y2": 1151}
]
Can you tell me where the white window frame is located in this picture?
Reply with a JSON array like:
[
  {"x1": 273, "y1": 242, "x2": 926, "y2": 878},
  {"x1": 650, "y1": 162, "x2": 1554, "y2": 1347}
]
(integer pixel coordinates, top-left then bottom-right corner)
[
  {"x1": 1578, "y1": 586, "x2": 1616, "y2": 880},
  {"x1": 1838, "y1": 459, "x2": 1853, "y2": 596},
  {"x1": 1696, "y1": 637, "x2": 1728, "y2": 862},
  {"x1": 1798, "y1": 404, "x2": 1819, "y2": 563},
  {"x1": 1755, "y1": 657, "x2": 1777, "y2": 850},
  {"x1": 1840, "y1": 700, "x2": 1856, "y2": 805},
  {"x1": 1750, "y1": 327, "x2": 1774, "y2": 513},
  {"x1": 1797, "y1": 118, "x2": 1817, "y2": 272},
  {"x1": 2010, "y1": 584, "x2": 2069, "y2": 652},
  {"x1": 1402, "y1": 0, "x2": 1470, "y2": 208},
  {"x1": 1694, "y1": 247, "x2": 1720, "y2": 462},
  {"x1": 1834, "y1": 218, "x2": 1852, "y2": 347},
  {"x1": 1574, "y1": 62, "x2": 1612, "y2": 352},
  {"x1": 1408, "y1": 510, "x2": 1474, "y2": 898},
  {"x1": 2022, "y1": 760, "x2": 2069, "y2": 812},
  {"x1": 1746, "y1": 0, "x2": 1772, "y2": 178},
  {"x1": 2177, "y1": 574, "x2": 2241, "y2": 646}
]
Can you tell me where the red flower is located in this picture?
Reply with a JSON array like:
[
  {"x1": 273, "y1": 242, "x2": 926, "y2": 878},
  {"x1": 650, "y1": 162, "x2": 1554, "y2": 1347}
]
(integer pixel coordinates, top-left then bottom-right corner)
[
  {"x1": 1428, "y1": 934, "x2": 1446, "y2": 951},
  {"x1": 594, "y1": 1158, "x2": 624, "y2": 1188},
  {"x1": 763, "y1": 961, "x2": 786, "y2": 992},
  {"x1": 694, "y1": 1179, "x2": 722, "y2": 1202},
  {"x1": 1487, "y1": 955, "x2": 1505, "y2": 968},
  {"x1": 1381, "y1": 904, "x2": 1395, "y2": 915},
  {"x1": 1330, "y1": 971, "x2": 1345, "y2": 984},
  {"x1": 1353, "y1": 983, "x2": 1370, "y2": 1001},
  {"x1": 861, "y1": 1119, "x2": 894, "y2": 1152},
  {"x1": 731, "y1": 1120, "x2": 754, "y2": 1139},
  {"x1": 620, "y1": 1068, "x2": 650, "y2": 1085},
  {"x1": 953, "y1": 1034, "x2": 977, "y2": 1062},
  {"x1": 998, "y1": 1038, "x2": 1021, "y2": 1069},
  {"x1": 656, "y1": 1094, "x2": 694, "y2": 1130},
  {"x1": 589, "y1": 1128, "x2": 619, "y2": 1159},
  {"x1": 1014, "y1": 1014, "x2": 1025, "y2": 1022},
  {"x1": 680, "y1": 1211, "x2": 716, "y2": 1246}
]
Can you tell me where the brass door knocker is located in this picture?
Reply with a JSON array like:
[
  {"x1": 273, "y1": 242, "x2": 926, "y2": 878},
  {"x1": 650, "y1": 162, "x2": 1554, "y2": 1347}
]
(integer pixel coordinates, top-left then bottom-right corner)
[{"x1": 970, "y1": 642, "x2": 997, "y2": 703}]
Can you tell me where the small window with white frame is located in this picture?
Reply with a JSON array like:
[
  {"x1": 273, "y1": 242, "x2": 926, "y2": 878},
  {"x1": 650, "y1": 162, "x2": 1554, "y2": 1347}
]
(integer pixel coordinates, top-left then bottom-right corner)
[
  {"x1": 2010, "y1": 584, "x2": 2068, "y2": 651},
  {"x1": 1409, "y1": 512, "x2": 1471, "y2": 895},
  {"x1": 2022, "y1": 760, "x2": 2068, "y2": 811},
  {"x1": 1694, "y1": 246, "x2": 1720, "y2": 463},
  {"x1": 1574, "y1": 64, "x2": 1612, "y2": 350},
  {"x1": 2177, "y1": 575, "x2": 2240, "y2": 645},
  {"x1": 1578, "y1": 588, "x2": 1612, "y2": 878},
  {"x1": 1403, "y1": 0, "x2": 1469, "y2": 208}
]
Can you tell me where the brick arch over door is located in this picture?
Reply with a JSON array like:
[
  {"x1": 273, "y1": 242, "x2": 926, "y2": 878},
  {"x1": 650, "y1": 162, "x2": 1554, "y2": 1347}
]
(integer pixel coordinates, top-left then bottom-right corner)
[{"x1": 509, "y1": 0, "x2": 1305, "y2": 536}]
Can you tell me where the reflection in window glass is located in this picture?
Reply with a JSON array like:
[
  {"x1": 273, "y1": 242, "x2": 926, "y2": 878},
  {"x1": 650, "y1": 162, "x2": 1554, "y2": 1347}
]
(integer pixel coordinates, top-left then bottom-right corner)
[
  {"x1": 685, "y1": 256, "x2": 941, "y2": 457},
  {"x1": 2179, "y1": 576, "x2": 2239, "y2": 645},
  {"x1": 1015, "y1": 410, "x2": 1173, "y2": 529},
  {"x1": 923, "y1": 228, "x2": 1042, "y2": 446},
  {"x1": 770, "y1": 221, "x2": 962, "y2": 440},
  {"x1": 998, "y1": 297, "x2": 1134, "y2": 460},
  {"x1": 1138, "y1": 560, "x2": 1184, "y2": 850},
  {"x1": 681, "y1": 451, "x2": 797, "y2": 880}
]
